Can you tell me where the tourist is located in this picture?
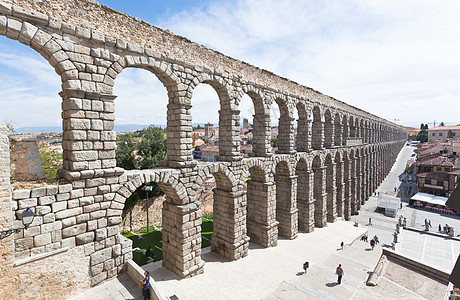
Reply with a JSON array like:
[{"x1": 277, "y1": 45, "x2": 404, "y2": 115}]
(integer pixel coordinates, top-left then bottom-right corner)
[
  {"x1": 145, "y1": 247, "x2": 155, "y2": 258},
  {"x1": 373, "y1": 235, "x2": 379, "y2": 244},
  {"x1": 369, "y1": 218, "x2": 372, "y2": 226},
  {"x1": 341, "y1": 241, "x2": 344, "y2": 250},
  {"x1": 428, "y1": 220, "x2": 432, "y2": 227},
  {"x1": 141, "y1": 271, "x2": 150, "y2": 300},
  {"x1": 370, "y1": 239, "x2": 375, "y2": 250},
  {"x1": 364, "y1": 234, "x2": 368, "y2": 242},
  {"x1": 336, "y1": 264, "x2": 344, "y2": 284},
  {"x1": 439, "y1": 224, "x2": 442, "y2": 232}
]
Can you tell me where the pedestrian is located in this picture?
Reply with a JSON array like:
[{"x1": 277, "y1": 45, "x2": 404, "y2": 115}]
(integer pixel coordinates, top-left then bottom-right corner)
[
  {"x1": 373, "y1": 235, "x2": 379, "y2": 244},
  {"x1": 140, "y1": 271, "x2": 150, "y2": 300},
  {"x1": 428, "y1": 220, "x2": 432, "y2": 227},
  {"x1": 439, "y1": 224, "x2": 442, "y2": 232},
  {"x1": 400, "y1": 202, "x2": 402, "y2": 209},
  {"x1": 369, "y1": 217, "x2": 372, "y2": 226},
  {"x1": 336, "y1": 264, "x2": 344, "y2": 284},
  {"x1": 370, "y1": 239, "x2": 375, "y2": 250},
  {"x1": 364, "y1": 234, "x2": 368, "y2": 242},
  {"x1": 341, "y1": 241, "x2": 344, "y2": 250}
]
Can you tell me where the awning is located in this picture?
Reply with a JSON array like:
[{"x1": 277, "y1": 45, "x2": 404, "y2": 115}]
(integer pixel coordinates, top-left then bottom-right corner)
[{"x1": 410, "y1": 192, "x2": 449, "y2": 206}]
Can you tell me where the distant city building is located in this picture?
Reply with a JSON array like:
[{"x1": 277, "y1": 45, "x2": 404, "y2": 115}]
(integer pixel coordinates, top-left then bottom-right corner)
[
  {"x1": 200, "y1": 145, "x2": 219, "y2": 162},
  {"x1": 427, "y1": 125, "x2": 460, "y2": 143},
  {"x1": 402, "y1": 126, "x2": 419, "y2": 141},
  {"x1": 243, "y1": 118, "x2": 250, "y2": 129},
  {"x1": 416, "y1": 143, "x2": 460, "y2": 197},
  {"x1": 205, "y1": 122, "x2": 214, "y2": 137}
]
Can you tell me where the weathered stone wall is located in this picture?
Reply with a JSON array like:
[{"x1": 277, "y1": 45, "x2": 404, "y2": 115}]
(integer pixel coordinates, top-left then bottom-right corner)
[
  {"x1": 0, "y1": 125, "x2": 15, "y2": 296},
  {"x1": 9, "y1": 136, "x2": 46, "y2": 181},
  {"x1": 122, "y1": 195, "x2": 166, "y2": 232}
]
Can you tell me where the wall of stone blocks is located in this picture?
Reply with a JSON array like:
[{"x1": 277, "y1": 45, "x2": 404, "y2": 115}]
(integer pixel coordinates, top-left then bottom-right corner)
[{"x1": 9, "y1": 137, "x2": 46, "y2": 181}]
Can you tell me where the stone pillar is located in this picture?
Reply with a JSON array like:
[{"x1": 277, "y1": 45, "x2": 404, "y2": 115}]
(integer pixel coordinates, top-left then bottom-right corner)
[
  {"x1": 297, "y1": 170, "x2": 314, "y2": 232},
  {"x1": 356, "y1": 156, "x2": 362, "y2": 211},
  {"x1": 247, "y1": 181, "x2": 278, "y2": 247},
  {"x1": 343, "y1": 159, "x2": 352, "y2": 220},
  {"x1": 211, "y1": 189, "x2": 249, "y2": 260},
  {"x1": 0, "y1": 125, "x2": 14, "y2": 273},
  {"x1": 326, "y1": 163, "x2": 337, "y2": 222},
  {"x1": 61, "y1": 90, "x2": 119, "y2": 178},
  {"x1": 217, "y1": 108, "x2": 241, "y2": 161},
  {"x1": 252, "y1": 113, "x2": 271, "y2": 157},
  {"x1": 277, "y1": 117, "x2": 295, "y2": 154},
  {"x1": 324, "y1": 120, "x2": 334, "y2": 149},
  {"x1": 165, "y1": 101, "x2": 195, "y2": 168},
  {"x1": 311, "y1": 120, "x2": 324, "y2": 150},
  {"x1": 296, "y1": 118, "x2": 310, "y2": 152},
  {"x1": 162, "y1": 197, "x2": 204, "y2": 278},
  {"x1": 350, "y1": 159, "x2": 357, "y2": 215},
  {"x1": 342, "y1": 123, "x2": 349, "y2": 146},
  {"x1": 335, "y1": 161, "x2": 344, "y2": 218},
  {"x1": 275, "y1": 174, "x2": 298, "y2": 239},
  {"x1": 314, "y1": 166, "x2": 327, "y2": 227}
]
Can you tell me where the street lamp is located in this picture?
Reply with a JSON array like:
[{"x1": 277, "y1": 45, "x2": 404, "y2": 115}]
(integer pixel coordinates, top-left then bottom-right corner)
[
  {"x1": 142, "y1": 185, "x2": 154, "y2": 233},
  {"x1": 0, "y1": 208, "x2": 35, "y2": 240}
]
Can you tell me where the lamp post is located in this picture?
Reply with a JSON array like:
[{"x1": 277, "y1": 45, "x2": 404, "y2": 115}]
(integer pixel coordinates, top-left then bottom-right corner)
[
  {"x1": 142, "y1": 185, "x2": 154, "y2": 233},
  {"x1": 0, "y1": 208, "x2": 35, "y2": 240}
]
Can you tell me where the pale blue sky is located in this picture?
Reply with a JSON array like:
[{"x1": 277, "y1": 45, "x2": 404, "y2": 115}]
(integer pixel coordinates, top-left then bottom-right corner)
[{"x1": 1, "y1": 0, "x2": 459, "y2": 130}]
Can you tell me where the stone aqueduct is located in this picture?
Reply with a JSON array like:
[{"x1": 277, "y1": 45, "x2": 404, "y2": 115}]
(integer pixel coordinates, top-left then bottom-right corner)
[{"x1": 0, "y1": 0, "x2": 406, "y2": 290}]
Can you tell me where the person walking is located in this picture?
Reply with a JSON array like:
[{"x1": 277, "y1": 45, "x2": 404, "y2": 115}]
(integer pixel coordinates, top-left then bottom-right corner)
[
  {"x1": 439, "y1": 224, "x2": 442, "y2": 233},
  {"x1": 336, "y1": 264, "x2": 344, "y2": 284},
  {"x1": 341, "y1": 241, "x2": 344, "y2": 250},
  {"x1": 368, "y1": 217, "x2": 372, "y2": 226},
  {"x1": 141, "y1": 271, "x2": 150, "y2": 300},
  {"x1": 370, "y1": 239, "x2": 375, "y2": 250}
]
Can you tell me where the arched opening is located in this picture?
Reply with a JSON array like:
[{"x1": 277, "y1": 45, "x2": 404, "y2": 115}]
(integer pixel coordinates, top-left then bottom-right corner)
[
  {"x1": 239, "y1": 94, "x2": 255, "y2": 158},
  {"x1": 325, "y1": 154, "x2": 336, "y2": 222},
  {"x1": 324, "y1": 109, "x2": 333, "y2": 148},
  {"x1": 191, "y1": 83, "x2": 221, "y2": 162},
  {"x1": 349, "y1": 116, "x2": 355, "y2": 138},
  {"x1": 0, "y1": 35, "x2": 63, "y2": 186},
  {"x1": 296, "y1": 158, "x2": 314, "y2": 232},
  {"x1": 350, "y1": 150, "x2": 357, "y2": 215},
  {"x1": 312, "y1": 155, "x2": 326, "y2": 227},
  {"x1": 275, "y1": 160, "x2": 297, "y2": 238},
  {"x1": 311, "y1": 106, "x2": 323, "y2": 150},
  {"x1": 121, "y1": 181, "x2": 166, "y2": 266},
  {"x1": 296, "y1": 102, "x2": 310, "y2": 152},
  {"x1": 113, "y1": 68, "x2": 168, "y2": 171},
  {"x1": 273, "y1": 98, "x2": 293, "y2": 154},
  {"x1": 246, "y1": 165, "x2": 277, "y2": 247},
  {"x1": 334, "y1": 113, "x2": 342, "y2": 147}
]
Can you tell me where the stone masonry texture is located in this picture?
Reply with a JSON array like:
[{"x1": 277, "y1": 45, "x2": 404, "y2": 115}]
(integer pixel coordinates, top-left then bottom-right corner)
[{"x1": 0, "y1": 1, "x2": 407, "y2": 298}]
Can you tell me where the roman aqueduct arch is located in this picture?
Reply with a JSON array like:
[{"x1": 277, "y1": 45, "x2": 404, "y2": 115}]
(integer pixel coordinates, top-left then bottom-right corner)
[{"x1": 0, "y1": 0, "x2": 406, "y2": 295}]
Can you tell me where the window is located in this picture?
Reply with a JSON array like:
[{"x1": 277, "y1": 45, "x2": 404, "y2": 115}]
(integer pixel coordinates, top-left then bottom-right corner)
[
  {"x1": 439, "y1": 132, "x2": 443, "y2": 136},
  {"x1": 453, "y1": 132, "x2": 457, "y2": 137},
  {"x1": 437, "y1": 180, "x2": 444, "y2": 186},
  {"x1": 436, "y1": 167, "x2": 442, "y2": 171},
  {"x1": 444, "y1": 167, "x2": 450, "y2": 172},
  {"x1": 432, "y1": 133, "x2": 436, "y2": 136}
]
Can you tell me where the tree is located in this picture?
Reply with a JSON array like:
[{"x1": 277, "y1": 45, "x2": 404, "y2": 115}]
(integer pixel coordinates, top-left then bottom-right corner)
[
  {"x1": 271, "y1": 138, "x2": 278, "y2": 148},
  {"x1": 39, "y1": 145, "x2": 63, "y2": 180},
  {"x1": 420, "y1": 123, "x2": 425, "y2": 130},
  {"x1": 137, "y1": 126, "x2": 167, "y2": 169},
  {"x1": 448, "y1": 130, "x2": 453, "y2": 138},
  {"x1": 440, "y1": 122, "x2": 445, "y2": 126},
  {"x1": 416, "y1": 129, "x2": 428, "y2": 142},
  {"x1": 424, "y1": 124, "x2": 429, "y2": 130},
  {"x1": 115, "y1": 132, "x2": 137, "y2": 170}
]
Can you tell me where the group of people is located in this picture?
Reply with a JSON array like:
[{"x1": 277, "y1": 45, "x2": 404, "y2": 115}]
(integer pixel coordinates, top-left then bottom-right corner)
[
  {"x1": 360, "y1": 234, "x2": 379, "y2": 250},
  {"x1": 441, "y1": 224, "x2": 453, "y2": 234}
]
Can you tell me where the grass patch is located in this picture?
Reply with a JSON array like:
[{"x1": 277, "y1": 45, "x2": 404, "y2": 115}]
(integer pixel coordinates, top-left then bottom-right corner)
[{"x1": 123, "y1": 214, "x2": 214, "y2": 266}]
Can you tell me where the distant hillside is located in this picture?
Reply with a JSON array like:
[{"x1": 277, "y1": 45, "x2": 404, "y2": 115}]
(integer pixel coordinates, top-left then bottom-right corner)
[{"x1": 15, "y1": 124, "x2": 163, "y2": 133}]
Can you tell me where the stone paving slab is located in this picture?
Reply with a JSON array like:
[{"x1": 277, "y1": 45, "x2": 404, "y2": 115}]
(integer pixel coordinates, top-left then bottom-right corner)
[{"x1": 146, "y1": 220, "x2": 366, "y2": 300}]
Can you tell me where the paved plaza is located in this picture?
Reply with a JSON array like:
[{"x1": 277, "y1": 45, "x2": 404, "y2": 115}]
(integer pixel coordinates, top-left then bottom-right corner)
[{"x1": 71, "y1": 144, "x2": 458, "y2": 299}]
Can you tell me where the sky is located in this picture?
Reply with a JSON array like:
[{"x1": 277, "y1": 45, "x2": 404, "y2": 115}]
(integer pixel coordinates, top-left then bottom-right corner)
[{"x1": 1, "y1": 0, "x2": 459, "y2": 130}]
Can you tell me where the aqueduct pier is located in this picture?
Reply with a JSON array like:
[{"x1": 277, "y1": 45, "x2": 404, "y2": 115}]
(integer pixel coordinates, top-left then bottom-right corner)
[{"x1": 0, "y1": 0, "x2": 406, "y2": 297}]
